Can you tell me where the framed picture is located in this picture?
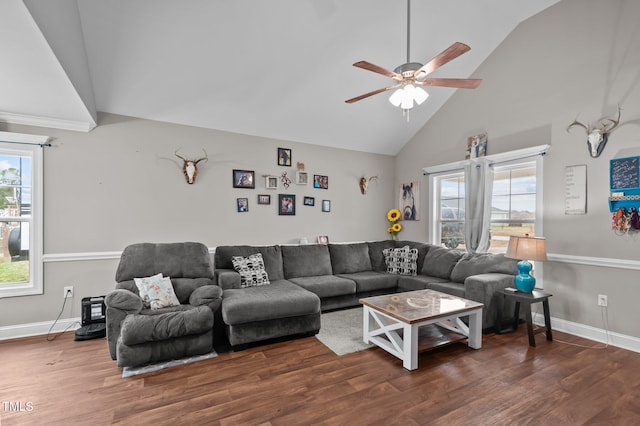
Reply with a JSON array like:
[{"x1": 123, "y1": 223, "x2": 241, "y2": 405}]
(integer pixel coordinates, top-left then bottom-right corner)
[
  {"x1": 322, "y1": 199, "x2": 331, "y2": 212},
  {"x1": 278, "y1": 148, "x2": 292, "y2": 167},
  {"x1": 258, "y1": 194, "x2": 271, "y2": 205},
  {"x1": 233, "y1": 169, "x2": 255, "y2": 189},
  {"x1": 314, "y1": 174, "x2": 328, "y2": 189},
  {"x1": 265, "y1": 175, "x2": 279, "y2": 189},
  {"x1": 303, "y1": 196, "x2": 315, "y2": 206},
  {"x1": 278, "y1": 194, "x2": 296, "y2": 216},
  {"x1": 399, "y1": 182, "x2": 419, "y2": 220},
  {"x1": 317, "y1": 235, "x2": 329, "y2": 245},
  {"x1": 237, "y1": 198, "x2": 248, "y2": 212},
  {"x1": 466, "y1": 133, "x2": 488, "y2": 159},
  {"x1": 296, "y1": 171, "x2": 308, "y2": 185}
]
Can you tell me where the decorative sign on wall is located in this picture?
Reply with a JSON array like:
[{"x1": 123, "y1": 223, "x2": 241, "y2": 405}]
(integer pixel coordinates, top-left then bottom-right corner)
[
  {"x1": 610, "y1": 156, "x2": 639, "y2": 191},
  {"x1": 565, "y1": 164, "x2": 587, "y2": 215}
]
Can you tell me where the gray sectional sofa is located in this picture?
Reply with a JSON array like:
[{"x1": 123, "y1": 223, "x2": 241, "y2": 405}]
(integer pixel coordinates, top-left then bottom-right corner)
[{"x1": 214, "y1": 240, "x2": 519, "y2": 349}]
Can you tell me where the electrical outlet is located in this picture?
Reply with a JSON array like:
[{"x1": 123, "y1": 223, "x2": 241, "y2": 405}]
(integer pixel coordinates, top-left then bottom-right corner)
[
  {"x1": 597, "y1": 294, "x2": 608, "y2": 307},
  {"x1": 63, "y1": 286, "x2": 74, "y2": 299}
]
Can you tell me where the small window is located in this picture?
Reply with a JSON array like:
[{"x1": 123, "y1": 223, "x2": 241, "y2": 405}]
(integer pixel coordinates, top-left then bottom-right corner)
[
  {"x1": 433, "y1": 172, "x2": 466, "y2": 250},
  {"x1": 0, "y1": 137, "x2": 44, "y2": 298}
]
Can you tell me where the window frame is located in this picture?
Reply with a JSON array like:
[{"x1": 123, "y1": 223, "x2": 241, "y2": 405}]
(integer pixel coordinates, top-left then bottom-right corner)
[
  {"x1": 0, "y1": 132, "x2": 46, "y2": 298},
  {"x1": 426, "y1": 144, "x2": 547, "y2": 252},
  {"x1": 429, "y1": 170, "x2": 466, "y2": 250}
]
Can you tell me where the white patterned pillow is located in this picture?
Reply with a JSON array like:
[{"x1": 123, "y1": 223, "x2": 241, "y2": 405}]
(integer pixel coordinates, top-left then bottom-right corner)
[
  {"x1": 232, "y1": 253, "x2": 271, "y2": 288},
  {"x1": 383, "y1": 245, "x2": 419, "y2": 276},
  {"x1": 133, "y1": 274, "x2": 180, "y2": 309},
  {"x1": 133, "y1": 273, "x2": 163, "y2": 308}
]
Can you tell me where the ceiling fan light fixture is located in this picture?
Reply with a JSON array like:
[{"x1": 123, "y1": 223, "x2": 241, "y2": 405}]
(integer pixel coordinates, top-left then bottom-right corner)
[
  {"x1": 389, "y1": 84, "x2": 428, "y2": 110},
  {"x1": 414, "y1": 86, "x2": 429, "y2": 105},
  {"x1": 388, "y1": 88, "x2": 405, "y2": 107}
]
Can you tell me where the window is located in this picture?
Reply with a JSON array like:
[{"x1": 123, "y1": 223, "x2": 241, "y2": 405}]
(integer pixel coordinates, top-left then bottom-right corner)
[
  {"x1": 433, "y1": 172, "x2": 466, "y2": 250},
  {"x1": 0, "y1": 135, "x2": 44, "y2": 298},
  {"x1": 489, "y1": 160, "x2": 538, "y2": 254},
  {"x1": 427, "y1": 145, "x2": 546, "y2": 254}
]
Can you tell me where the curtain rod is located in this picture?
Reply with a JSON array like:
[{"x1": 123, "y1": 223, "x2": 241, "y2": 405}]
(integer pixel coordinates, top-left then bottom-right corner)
[{"x1": 0, "y1": 140, "x2": 52, "y2": 148}]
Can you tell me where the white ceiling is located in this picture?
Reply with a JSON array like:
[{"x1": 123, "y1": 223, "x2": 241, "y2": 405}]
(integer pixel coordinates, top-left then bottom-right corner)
[{"x1": 0, "y1": 0, "x2": 559, "y2": 155}]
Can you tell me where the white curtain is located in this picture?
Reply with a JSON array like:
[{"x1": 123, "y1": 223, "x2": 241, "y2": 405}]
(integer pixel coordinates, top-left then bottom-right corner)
[{"x1": 464, "y1": 158, "x2": 493, "y2": 253}]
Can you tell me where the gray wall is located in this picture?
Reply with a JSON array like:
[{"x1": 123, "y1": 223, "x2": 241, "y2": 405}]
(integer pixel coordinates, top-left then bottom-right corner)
[
  {"x1": 397, "y1": 0, "x2": 640, "y2": 339},
  {"x1": 0, "y1": 113, "x2": 395, "y2": 327}
]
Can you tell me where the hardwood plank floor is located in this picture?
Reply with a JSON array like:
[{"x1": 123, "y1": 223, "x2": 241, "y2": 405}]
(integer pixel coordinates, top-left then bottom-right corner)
[{"x1": 1, "y1": 328, "x2": 639, "y2": 425}]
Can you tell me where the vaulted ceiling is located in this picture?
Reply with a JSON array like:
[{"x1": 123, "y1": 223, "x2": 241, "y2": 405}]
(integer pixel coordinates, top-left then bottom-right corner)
[{"x1": 0, "y1": 0, "x2": 559, "y2": 155}]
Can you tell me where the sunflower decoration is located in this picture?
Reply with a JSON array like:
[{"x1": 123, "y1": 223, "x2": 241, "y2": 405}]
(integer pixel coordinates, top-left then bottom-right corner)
[{"x1": 386, "y1": 208, "x2": 402, "y2": 240}]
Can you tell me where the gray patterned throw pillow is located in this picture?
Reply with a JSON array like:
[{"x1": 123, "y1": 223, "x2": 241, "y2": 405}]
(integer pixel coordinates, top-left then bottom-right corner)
[
  {"x1": 382, "y1": 245, "x2": 418, "y2": 276},
  {"x1": 232, "y1": 253, "x2": 271, "y2": 288}
]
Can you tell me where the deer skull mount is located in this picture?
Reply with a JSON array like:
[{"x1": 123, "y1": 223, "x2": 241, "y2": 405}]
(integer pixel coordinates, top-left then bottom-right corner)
[
  {"x1": 566, "y1": 107, "x2": 621, "y2": 158},
  {"x1": 359, "y1": 176, "x2": 378, "y2": 194},
  {"x1": 175, "y1": 149, "x2": 208, "y2": 184}
]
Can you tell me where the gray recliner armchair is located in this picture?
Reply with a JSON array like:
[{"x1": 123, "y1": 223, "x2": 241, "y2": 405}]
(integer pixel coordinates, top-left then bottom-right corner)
[{"x1": 105, "y1": 242, "x2": 222, "y2": 368}]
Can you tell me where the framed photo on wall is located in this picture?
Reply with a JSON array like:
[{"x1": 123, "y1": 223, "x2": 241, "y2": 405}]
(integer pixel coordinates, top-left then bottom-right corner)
[
  {"x1": 322, "y1": 199, "x2": 331, "y2": 212},
  {"x1": 399, "y1": 181, "x2": 419, "y2": 220},
  {"x1": 296, "y1": 171, "x2": 308, "y2": 185},
  {"x1": 265, "y1": 175, "x2": 279, "y2": 189},
  {"x1": 278, "y1": 148, "x2": 292, "y2": 167},
  {"x1": 278, "y1": 194, "x2": 296, "y2": 215},
  {"x1": 314, "y1": 174, "x2": 328, "y2": 189},
  {"x1": 317, "y1": 235, "x2": 329, "y2": 245},
  {"x1": 237, "y1": 198, "x2": 248, "y2": 212},
  {"x1": 233, "y1": 169, "x2": 255, "y2": 189},
  {"x1": 258, "y1": 194, "x2": 271, "y2": 205},
  {"x1": 303, "y1": 196, "x2": 315, "y2": 206}
]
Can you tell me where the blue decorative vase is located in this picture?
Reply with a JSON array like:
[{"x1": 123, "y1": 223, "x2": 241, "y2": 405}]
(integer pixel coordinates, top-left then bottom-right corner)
[{"x1": 514, "y1": 260, "x2": 536, "y2": 292}]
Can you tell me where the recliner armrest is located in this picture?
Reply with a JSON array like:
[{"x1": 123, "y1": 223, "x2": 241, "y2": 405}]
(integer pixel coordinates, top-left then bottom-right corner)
[
  {"x1": 105, "y1": 289, "x2": 143, "y2": 313},
  {"x1": 190, "y1": 285, "x2": 223, "y2": 312}
]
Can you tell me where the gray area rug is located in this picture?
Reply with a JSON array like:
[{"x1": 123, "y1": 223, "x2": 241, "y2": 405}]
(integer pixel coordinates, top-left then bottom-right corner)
[
  {"x1": 122, "y1": 350, "x2": 218, "y2": 378},
  {"x1": 316, "y1": 307, "x2": 374, "y2": 355}
]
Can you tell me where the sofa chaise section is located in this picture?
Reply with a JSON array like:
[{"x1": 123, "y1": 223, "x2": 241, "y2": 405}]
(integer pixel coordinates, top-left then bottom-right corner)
[{"x1": 214, "y1": 245, "x2": 321, "y2": 348}]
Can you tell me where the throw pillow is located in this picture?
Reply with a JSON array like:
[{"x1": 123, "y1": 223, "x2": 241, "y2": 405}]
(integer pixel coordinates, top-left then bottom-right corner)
[
  {"x1": 133, "y1": 274, "x2": 181, "y2": 310},
  {"x1": 145, "y1": 276, "x2": 181, "y2": 310},
  {"x1": 232, "y1": 253, "x2": 271, "y2": 288},
  {"x1": 382, "y1": 245, "x2": 418, "y2": 276},
  {"x1": 133, "y1": 273, "x2": 163, "y2": 308}
]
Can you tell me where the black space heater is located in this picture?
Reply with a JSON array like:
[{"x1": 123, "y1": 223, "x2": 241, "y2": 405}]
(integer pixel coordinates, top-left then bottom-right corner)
[{"x1": 74, "y1": 296, "x2": 107, "y2": 341}]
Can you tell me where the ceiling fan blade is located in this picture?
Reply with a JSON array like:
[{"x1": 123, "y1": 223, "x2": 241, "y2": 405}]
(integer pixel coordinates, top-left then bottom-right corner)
[
  {"x1": 353, "y1": 61, "x2": 402, "y2": 80},
  {"x1": 419, "y1": 78, "x2": 482, "y2": 89},
  {"x1": 414, "y1": 42, "x2": 471, "y2": 79},
  {"x1": 345, "y1": 85, "x2": 400, "y2": 104}
]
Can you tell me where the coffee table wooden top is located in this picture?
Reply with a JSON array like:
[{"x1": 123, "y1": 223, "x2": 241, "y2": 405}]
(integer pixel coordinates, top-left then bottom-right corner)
[{"x1": 360, "y1": 289, "x2": 483, "y2": 324}]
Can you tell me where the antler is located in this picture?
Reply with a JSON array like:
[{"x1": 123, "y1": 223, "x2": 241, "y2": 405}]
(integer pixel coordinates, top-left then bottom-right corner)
[
  {"x1": 601, "y1": 106, "x2": 621, "y2": 133},
  {"x1": 193, "y1": 149, "x2": 208, "y2": 164},
  {"x1": 174, "y1": 149, "x2": 187, "y2": 161},
  {"x1": 566, "y1": 118, "x2": 590, "y2": 134}
]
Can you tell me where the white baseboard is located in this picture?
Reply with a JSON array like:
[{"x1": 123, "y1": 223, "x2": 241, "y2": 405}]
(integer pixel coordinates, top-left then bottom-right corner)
[
  {"x1": 0, "y1": 317, "x2": 81, "y2": 341},
  {"x1": 533, "y1": 312, "x2": 640, "y2": 353}
]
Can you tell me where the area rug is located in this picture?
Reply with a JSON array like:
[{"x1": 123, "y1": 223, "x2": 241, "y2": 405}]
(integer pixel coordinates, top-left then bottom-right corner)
[
  {"x1": 122, "y1": 350, "x2": 217, "y2": 378},
  {"x1": 316, "y1": 307, "x2": 374, "y2": 356}
]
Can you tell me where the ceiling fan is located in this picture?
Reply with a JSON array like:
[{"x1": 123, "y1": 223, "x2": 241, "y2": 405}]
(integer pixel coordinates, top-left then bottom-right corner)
[{"x1": 345, "y1": 0, "x2": 482, "y2": 117}]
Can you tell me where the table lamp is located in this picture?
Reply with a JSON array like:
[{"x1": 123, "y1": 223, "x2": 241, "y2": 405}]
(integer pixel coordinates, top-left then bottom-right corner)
[{"x1": 505, "y1": 235, "x2": 547, "y2": 292}]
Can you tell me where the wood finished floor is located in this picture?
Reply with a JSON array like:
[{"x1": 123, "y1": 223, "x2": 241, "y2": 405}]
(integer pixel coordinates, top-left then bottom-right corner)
[{"x1": 1, "y1": 328, "x2": 639, "y2": 425}]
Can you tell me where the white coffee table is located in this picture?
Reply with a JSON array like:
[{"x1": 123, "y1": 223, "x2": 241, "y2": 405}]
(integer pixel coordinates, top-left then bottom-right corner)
[{"x1": 360, "y1": 289, "x2": 483, "y2": 370}]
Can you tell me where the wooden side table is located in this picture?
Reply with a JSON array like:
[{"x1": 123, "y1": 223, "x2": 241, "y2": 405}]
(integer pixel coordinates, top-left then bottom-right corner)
[{"x1": 496, "y1": 288, "x2": 552, "y2": 347}]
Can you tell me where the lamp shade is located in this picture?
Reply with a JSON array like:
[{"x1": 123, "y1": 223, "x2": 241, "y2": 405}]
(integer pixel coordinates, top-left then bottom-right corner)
[
  {"x1": 505, "y1": 235, "x2": 547, "y2": 261},
  {"x1": 505, "y1": 235, "x2": 547, "y2": 292}
]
